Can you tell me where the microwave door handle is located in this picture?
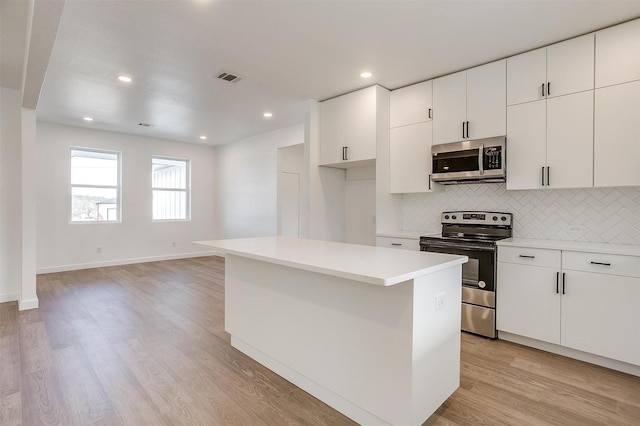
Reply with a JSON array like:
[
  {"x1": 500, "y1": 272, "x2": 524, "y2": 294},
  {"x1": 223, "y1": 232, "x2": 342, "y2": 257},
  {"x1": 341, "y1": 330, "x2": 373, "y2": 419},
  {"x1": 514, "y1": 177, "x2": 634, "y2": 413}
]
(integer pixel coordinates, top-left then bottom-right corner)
[{"x1": 478, "y1": 145, "x2": 484, "y2": 174}]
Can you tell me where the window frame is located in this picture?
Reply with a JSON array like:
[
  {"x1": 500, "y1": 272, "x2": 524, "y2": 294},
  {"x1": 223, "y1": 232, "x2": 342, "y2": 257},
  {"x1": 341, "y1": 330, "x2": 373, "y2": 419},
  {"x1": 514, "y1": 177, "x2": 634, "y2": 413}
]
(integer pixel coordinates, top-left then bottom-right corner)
[
  {"x1": 69, "y1": 147, "x2": 122, "y2": 224},
  {"x1": 151, "y1": 155, "x2": 191, "y2": 222}
]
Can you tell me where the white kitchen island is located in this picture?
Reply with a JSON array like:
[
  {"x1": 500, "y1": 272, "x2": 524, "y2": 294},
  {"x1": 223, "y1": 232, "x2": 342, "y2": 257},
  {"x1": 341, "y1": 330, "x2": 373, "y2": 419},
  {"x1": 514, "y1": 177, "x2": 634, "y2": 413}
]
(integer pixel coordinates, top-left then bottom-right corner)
[{"x1": 196, "y1": 237, "x2": 467, "y2": 426}]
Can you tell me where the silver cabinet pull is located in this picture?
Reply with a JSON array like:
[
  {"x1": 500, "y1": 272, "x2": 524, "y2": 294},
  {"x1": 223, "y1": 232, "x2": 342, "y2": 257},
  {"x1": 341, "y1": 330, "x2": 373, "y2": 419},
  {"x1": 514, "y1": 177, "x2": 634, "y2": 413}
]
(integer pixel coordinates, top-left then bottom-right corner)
[{"x1": 391, "y1": 243, "x2": 402, "y2": 246}]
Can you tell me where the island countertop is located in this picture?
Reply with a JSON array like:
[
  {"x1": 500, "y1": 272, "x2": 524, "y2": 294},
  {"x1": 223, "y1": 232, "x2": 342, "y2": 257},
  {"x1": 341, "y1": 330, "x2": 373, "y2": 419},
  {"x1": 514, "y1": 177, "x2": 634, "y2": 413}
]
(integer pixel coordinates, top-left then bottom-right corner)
[{"x1": 196, "y1": 236, "x2": 467, "y2": 286}]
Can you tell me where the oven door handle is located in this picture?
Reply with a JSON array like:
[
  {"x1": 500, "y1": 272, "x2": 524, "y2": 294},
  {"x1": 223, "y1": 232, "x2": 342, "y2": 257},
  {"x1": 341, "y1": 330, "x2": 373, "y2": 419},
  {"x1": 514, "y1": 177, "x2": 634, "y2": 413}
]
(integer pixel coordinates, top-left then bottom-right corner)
[{"x1": 422, "y1": 243, "x2": 496, "y2": 252}]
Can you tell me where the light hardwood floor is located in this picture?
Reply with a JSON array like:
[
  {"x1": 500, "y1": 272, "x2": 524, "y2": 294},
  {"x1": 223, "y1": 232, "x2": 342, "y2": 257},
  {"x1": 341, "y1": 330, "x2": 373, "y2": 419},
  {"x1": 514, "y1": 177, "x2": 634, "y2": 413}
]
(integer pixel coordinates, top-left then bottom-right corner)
[{"x1": 1, "y1": 256, "x2": 638, "y2": 425}]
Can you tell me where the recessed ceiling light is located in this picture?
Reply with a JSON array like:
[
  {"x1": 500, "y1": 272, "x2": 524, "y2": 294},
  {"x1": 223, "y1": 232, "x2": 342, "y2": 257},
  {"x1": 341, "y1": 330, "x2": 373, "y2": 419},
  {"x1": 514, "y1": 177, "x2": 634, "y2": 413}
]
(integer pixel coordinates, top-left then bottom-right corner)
[
  {"x1": 199, "y1": 135, "x2": 207, "y2": 140},
  {"x1": 117, "y1": 75, "x2": 132, "y2": 83},
  {"x1": 83, "y1": 117, "x2": 94, "y2": 121},
  {"x1": 360, "y1": 72, "x2": 373, "y2": 78},
  {"x1": 263, "y1": 112, "x2": 273, "y2": 118}
]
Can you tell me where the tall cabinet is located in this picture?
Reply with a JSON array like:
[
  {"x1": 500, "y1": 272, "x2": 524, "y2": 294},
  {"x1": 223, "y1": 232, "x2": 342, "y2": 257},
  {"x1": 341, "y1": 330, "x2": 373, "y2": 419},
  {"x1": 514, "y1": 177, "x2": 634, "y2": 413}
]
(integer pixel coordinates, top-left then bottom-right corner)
[
  {"x1": 389, "y1": 81, "x2": 439, "y2": 193},
  {"x1": 432, "y1": 60, "x2": 506, "y2": 145},
  {"x1": 594, "y1": 19, "x2": 640, "y2": 187},
  {"x1": 506, "y1": 34, "x2": 595, "y2": 190}
]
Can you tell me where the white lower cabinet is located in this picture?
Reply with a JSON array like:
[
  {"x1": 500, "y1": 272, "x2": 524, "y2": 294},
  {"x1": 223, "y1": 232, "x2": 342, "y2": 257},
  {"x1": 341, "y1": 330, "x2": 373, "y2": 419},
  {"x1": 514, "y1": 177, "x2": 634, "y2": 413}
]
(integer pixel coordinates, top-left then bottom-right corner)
[
  {"x1": 497, "y1": 246, "x2": 640, "y2": 366},
  {"x1": 376, "y1": 236, "x2": 419, "y2": 251}
]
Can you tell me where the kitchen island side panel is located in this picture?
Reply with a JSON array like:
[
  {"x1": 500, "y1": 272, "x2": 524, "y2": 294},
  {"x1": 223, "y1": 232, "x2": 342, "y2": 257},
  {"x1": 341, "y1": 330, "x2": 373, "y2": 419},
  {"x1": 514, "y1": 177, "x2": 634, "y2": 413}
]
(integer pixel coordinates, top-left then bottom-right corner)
[{"x1": 224, "y1": 254, "x2": 461, "y2": 426}]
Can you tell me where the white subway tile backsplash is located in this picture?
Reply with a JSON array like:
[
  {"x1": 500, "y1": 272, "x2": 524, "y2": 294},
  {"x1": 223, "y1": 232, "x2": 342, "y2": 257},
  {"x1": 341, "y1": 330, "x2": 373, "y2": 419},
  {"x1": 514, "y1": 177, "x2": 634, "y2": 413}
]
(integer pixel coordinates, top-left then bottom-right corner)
[{"x1": 402, "y1": 184, "x2": 640, "y2": 245}]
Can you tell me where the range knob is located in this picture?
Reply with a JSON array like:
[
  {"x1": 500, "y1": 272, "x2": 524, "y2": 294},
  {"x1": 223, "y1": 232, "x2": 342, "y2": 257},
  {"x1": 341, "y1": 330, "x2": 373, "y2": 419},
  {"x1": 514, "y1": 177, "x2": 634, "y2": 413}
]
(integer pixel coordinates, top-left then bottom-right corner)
[
  {"x1": 444, "y1": 215, "x2": 450, "y2": 220},
  {"x1": 478, "y1": 281, "x2": 487, "y2": 289},
  {"x1": 452, "y1": 215, "x2": 457, "y2": 220},
  {"x1": 492, "y1": 216, "x2": 498, "y2": 221},
  {"x1": 501, "y1": 216, "x2": 507, "y2": 221}
]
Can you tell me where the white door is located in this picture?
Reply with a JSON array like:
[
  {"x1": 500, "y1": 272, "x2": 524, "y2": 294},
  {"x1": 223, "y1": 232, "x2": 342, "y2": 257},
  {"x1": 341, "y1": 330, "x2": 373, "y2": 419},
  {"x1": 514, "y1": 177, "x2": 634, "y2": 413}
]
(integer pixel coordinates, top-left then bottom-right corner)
[
  {"x1": 506, "y1": 101, "x2": 547, "y2": 190},
  {"x1": 466, "y1": 59, "x2": 506, "y2": 139},
  {"x1": 546, "y1": 91, "x2": 594, "y2": 189},
  {"x1": 507, "y1": 47, "x2": 547, "y2": 106},
  {"x1": 278, "y1": 172, "x2": 300, "y2": 238},
  {"x1": 561, "y1": 271, "x2": 640, "y2": 365},
  {"x1": 497, "y1": 263, "x2": 561, "y2": 345},
  {"x1": 433, "y1": 71, "x2": 467, "y2": 144},
  {"x1": 390, "y1": 80, "x2": 433, "y2": 128},
  {"x1": 595, "y1": 19, "x2": 640, "y2": 88},
  {"x1": 594, "y1": 81, "x2": 640, "y2": 187},
  {"x1": 390, "y1": 122, "x2": 433, "y2": 193},
  {"x1": 546, "y1": 33, "x2": 595, "y2": 98}
]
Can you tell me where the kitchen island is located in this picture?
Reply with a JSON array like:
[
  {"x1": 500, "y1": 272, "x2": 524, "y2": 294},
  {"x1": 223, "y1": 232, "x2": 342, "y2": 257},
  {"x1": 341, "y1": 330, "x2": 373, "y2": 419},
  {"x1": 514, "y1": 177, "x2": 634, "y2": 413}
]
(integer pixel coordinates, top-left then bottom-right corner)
[{"x1": 196, "y1": 237, "x2": 467, "y2": 426}]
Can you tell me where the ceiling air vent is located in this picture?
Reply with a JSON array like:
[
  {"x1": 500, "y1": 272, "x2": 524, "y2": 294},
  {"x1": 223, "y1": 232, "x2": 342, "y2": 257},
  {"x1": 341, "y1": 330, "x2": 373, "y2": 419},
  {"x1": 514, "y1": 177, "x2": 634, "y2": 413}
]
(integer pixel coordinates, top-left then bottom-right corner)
[{"x1": 217, "y1": 72, "x2": 242, "y2": 83}]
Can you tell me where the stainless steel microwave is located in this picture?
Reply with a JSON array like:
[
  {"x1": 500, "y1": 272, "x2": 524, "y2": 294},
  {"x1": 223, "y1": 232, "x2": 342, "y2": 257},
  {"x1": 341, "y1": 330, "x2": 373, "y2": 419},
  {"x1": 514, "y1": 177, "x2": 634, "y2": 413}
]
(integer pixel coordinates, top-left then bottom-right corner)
[{"x1": 431, "y1": 136, "x2": 506, "y2": 184}]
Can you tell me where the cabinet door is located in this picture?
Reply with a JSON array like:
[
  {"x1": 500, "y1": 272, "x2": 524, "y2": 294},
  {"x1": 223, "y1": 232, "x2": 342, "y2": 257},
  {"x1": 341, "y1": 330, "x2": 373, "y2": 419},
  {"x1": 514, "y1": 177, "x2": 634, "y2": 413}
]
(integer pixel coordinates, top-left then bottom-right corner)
[
  {"x1": 390, "y1": 81, "x2": 432, "y2": 128},
  {"x1": 319, "y1": 86, "x2": 377, "y2": 165},
  {"x1": 594, "y1": 81, "x2": 640, "y2": 187},
  {"x1": 497, "y1": 262, "x2": 561, "y2": 345},
  {"x1": 561, "y1": 271, "x2": 640, "y2": 365},
  {"x1": 390, "y1": 122, "x2": 433, "y2": 193},
  {"x1": 433, "y1": 71, "x2": 467, "y2": 144},
  {"x1": 596, "y1": 18, "x2": 640, "y2": 88},
  {"x1": 506, "y1": 101, "x2": 547, "y2": 190},
  {"x1": 507, "y1": 47, "x2": 546, "y2": 106},
  {"x1": 546, "y1": 33, "x2": 595, "y2": 98},
  {"x1": 546, "y1": 91, "x2": 594, "y2": 189},
  {"x1": 467, "y1": 60, "x2": 506, "y2": 139}
]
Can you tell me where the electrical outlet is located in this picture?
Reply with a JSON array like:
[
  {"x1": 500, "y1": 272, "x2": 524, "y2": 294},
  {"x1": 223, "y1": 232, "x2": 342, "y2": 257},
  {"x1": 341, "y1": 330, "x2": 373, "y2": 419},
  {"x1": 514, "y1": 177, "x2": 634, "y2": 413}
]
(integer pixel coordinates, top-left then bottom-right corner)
[
  {"x1": 567, "y1": 224, "x2": 584, "y2": 234},
  {"x1": 435, "y1": 293, "x2": 446, "y2": 311},
  {"x1": 96, "y1": 247, "x2": 102, "y2": 254}
]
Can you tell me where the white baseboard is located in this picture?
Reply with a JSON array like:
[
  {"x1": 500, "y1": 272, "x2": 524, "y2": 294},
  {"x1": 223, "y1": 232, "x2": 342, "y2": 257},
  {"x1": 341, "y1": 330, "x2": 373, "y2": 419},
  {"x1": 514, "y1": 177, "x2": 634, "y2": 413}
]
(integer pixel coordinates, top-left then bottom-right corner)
[
  {"x1": 0, "y1": 292, "x2": 19, "y2": 304},
  {"x1": 18, "y1": 297, "x2": 39, "y2": 311},
  {"x1": 36, "y1": 251, "x2": 221, "y2": 274},
  {"x1": 498, "y1": 331, "x2": 640, "y2": 377}
]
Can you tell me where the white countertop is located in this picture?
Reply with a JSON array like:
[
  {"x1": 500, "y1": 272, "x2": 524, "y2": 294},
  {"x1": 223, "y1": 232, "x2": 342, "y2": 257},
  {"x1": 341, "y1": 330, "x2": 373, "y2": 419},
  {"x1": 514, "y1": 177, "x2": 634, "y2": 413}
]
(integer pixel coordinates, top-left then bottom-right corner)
[
  {"x1": 497, "y1": 238, "x2": 640, "y2": 257},
  {"x1": 196, "y1": 237, "x2": 467, "y2": 286},
  {"x1": 376, "y1": 230, "x2": 425, "y2": 240}
]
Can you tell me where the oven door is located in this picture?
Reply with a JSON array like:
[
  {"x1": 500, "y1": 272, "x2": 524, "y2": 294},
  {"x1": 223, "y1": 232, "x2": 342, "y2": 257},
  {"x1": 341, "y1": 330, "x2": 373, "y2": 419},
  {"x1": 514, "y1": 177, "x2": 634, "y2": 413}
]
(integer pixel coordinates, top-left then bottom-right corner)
[{"x1": 422, "y1": 242, "x2": 496, "y2": 307}]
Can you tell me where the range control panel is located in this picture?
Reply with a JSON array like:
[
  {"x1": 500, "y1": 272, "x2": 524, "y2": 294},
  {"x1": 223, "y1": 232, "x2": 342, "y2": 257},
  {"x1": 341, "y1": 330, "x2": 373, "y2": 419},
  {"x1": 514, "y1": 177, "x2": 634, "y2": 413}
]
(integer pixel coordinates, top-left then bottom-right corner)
[{"x1": 441, "y1": 211, "x2": 512, "y2": 226}]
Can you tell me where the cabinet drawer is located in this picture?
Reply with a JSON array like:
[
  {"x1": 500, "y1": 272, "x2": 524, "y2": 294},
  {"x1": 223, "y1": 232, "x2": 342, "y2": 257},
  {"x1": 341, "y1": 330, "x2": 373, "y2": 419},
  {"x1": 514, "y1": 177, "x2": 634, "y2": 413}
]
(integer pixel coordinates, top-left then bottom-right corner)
[
  {"x1": 498, "y1": 246, "x2": 561, "y2": 268},
  {"x1": 562, "y1": 251, "x2": 640, "y2": 278},
  {"x1": 376, "y1": 236, "x2": 419, "y2": 251}
]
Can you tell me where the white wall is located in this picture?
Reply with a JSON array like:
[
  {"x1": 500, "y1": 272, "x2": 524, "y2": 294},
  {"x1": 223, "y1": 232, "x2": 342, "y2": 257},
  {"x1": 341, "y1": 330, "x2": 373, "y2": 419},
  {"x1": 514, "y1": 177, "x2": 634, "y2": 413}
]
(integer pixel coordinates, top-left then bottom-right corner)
[
  {"x1": 345, "y1": 166, "x2": 376, "y2": 245},
  {"x1": 0, "y1": 88, "x2": 23, "y2": 302},
  {"x1": 36, "y1": 122, "x2": 217, "y2": 272},
  {"x1": 214, "y1": 124, "x2": 304, "y2": 238}
]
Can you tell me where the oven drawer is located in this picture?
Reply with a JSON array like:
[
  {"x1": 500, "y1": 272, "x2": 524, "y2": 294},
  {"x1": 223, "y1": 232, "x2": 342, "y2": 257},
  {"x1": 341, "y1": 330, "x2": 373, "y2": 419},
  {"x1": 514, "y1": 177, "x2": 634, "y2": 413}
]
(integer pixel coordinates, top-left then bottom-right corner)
[
  {"x1": 498, "y1": 246, "x2": 561, "y2": 268},
  {"x1": 562, "y1": 251, "x2": 640, "y2": 278}
]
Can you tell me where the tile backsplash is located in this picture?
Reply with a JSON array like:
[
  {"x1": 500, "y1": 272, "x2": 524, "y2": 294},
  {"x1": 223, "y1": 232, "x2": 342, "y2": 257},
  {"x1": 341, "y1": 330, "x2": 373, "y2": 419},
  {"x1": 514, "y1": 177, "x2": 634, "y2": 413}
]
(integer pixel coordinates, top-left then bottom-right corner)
[{"x1": 403, "y1": 184, "x2": 640, "y2": 245}]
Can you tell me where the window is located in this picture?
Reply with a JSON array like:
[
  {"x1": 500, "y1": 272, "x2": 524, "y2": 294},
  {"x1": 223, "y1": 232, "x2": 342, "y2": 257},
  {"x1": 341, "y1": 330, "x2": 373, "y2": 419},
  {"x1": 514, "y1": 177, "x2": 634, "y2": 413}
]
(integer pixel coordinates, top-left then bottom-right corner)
[
  {"x1": 152, "y1": 157, "x2": 190, "y2": 220},
  {"x1": 70, "y1": 148, "x2": 121, "y2": 222}
]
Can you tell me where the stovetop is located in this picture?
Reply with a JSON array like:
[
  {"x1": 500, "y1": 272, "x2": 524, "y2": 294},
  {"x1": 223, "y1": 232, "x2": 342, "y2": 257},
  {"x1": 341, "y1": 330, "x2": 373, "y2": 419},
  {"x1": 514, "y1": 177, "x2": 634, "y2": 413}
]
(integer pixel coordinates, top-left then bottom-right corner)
[{"x1": 420, "y1": 211, "x2": 513, "y2": 246}]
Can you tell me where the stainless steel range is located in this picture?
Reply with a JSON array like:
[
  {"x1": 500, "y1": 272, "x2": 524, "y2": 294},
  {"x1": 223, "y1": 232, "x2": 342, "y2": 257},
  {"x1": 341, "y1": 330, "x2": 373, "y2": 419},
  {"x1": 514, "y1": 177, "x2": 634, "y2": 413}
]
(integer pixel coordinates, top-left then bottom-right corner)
[{"x1": 419, "y1": 211, "x2": 513, "y2": 339}]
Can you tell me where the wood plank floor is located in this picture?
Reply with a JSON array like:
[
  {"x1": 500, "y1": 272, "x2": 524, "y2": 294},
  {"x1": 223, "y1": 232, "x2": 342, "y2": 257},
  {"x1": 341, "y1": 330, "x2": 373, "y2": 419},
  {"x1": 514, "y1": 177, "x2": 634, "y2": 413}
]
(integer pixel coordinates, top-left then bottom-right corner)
[{"x1": 1, "y1": 256, "x2": 638, "y2": 425}]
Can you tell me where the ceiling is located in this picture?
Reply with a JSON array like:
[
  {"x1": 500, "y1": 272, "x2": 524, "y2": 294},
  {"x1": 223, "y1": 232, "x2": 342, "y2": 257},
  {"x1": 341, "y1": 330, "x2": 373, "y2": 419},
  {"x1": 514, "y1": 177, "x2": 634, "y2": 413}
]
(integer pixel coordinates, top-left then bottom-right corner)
[{"x1": 8, "y1": 1, "x2": 640, "y2": 146}]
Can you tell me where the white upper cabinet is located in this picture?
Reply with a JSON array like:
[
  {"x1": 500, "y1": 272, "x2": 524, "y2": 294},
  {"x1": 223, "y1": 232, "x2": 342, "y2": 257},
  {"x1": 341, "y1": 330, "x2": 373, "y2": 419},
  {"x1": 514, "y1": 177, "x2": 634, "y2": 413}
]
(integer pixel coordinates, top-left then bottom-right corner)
[
  {"x1": 507, "y1": 34, "x2": 594, "y2": 106},
  {"x1": 433, "y1": 71, "x2": 467, "y2": 144},
  {"x1": 433, "y1": 60, "x2": 506, "y2": 145},
  {"x1": 467, "y1": 60, "x2": 507, "y2": 140},
  {"x1": 390, "y1": 121, "x2": 438, "y2": 193},
  {"x1": 390, "y1": 80, "x2": 433, "y2": 128},
  {"x1": 319, "y1": 86, "x2": 388, "y2": 167},
  {"x1": 594, "y1": 81, "x2": 640, "y2": 187},
  {"x1": 595, "y1": 19, "x2": 640, "y2": 88},
  {"x1": 505, "y1": 101, "x2": 547, "y2": 190}
]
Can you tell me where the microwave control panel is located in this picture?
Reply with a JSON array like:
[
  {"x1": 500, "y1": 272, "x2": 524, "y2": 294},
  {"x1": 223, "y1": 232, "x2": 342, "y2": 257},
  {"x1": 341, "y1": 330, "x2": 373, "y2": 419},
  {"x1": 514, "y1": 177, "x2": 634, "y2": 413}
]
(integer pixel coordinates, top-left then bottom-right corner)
[{"x1": 483, "y1": 146, "x2": 503, "y2": 170}]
